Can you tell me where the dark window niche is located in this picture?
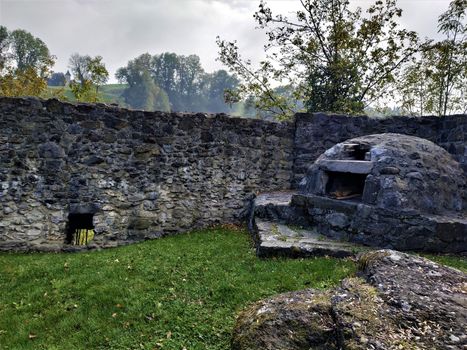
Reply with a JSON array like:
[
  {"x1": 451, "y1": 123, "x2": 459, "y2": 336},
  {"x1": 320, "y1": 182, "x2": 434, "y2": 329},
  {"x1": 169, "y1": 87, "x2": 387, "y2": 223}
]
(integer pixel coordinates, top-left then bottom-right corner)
[
  {"x1": 66, "y1": 213, "x2": 95, "y2": 245},
  {"x1": 345, "y1": 144, "x2": 371, "y2": 160},
  {"x1": 325, "y1": 171, "x2": 367, "y2": 200}
]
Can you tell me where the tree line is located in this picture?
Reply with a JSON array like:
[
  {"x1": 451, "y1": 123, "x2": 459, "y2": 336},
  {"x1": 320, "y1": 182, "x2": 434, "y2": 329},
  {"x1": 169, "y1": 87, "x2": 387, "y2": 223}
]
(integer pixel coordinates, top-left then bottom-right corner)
[
  {"x1": 0, "y1": 0, "x2": 465, "y2": 118},
  {"x1": 115, "y1": 52, "x2": 240, "y2": 113},
  {"x1": 0, "y1": 26, "x2": 239, "y2": 114}
]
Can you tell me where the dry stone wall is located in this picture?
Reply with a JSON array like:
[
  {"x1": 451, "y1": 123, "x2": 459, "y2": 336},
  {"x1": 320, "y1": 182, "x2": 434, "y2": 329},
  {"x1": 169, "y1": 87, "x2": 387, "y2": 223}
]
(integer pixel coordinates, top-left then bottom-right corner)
[
  {"x1": 0, "y1": 97, "x2": 294, "y2": 250},
  {"x1": 0, "y1": 97, "x2": 465, "y2": 251}
]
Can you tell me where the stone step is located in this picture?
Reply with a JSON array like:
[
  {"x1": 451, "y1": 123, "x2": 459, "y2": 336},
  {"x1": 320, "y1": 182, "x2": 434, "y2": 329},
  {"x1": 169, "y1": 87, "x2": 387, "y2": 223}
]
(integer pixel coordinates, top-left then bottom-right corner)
[
  {"x1": 252, "y1": 191, "x2": 311, "y2": 227},
  {"x1": 253, "y1": 219, "x2": 370, "y2": 258},
  {"x1": 253, "y1": 190, "x2": 467, "y2": 254}
]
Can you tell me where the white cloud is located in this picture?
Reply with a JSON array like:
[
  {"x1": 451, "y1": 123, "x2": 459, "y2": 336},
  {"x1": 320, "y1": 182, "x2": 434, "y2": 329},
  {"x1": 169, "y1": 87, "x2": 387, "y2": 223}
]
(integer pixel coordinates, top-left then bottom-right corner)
[{"x1": 0, "y1": 0, "x2": 451, "y2": 82}]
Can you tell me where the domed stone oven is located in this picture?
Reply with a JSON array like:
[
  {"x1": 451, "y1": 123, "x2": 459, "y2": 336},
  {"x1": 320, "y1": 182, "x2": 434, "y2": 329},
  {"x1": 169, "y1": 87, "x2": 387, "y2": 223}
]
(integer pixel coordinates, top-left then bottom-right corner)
[
  {"x1": 294, "y1": 133, "x2": 466, "y2": 252},
  {"x1": 300, "y1": 133, "x2": 465, "y2": 214}
]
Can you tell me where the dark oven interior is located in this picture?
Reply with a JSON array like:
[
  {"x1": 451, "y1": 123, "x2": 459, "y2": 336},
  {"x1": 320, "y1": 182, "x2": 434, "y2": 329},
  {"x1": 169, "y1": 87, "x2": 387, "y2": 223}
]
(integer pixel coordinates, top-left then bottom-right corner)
[{"x1": 325, "y1": 171, "x2": 367, "y2": 200}]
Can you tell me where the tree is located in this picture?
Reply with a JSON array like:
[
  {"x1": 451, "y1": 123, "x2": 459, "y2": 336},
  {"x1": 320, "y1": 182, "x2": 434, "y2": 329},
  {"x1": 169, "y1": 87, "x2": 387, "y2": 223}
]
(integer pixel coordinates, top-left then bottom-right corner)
[
  {"x1": 69, "y1": 53, "x2": 90, "y2": 85},
  {"x1": 400, "y1": 0, "x2": 466, "y2": 115},
  {"x1": 126, "y1": 71, "x2": 170, "y2": 111},
  {"x1": 87, "y1": 56, "x2": 109, "y2": 97},
  {"x1": 151, "y1": 53, "x2": 240, "y2": 112},
  {"x1": 9, "y1": 29, "x2": 52, "y2": 73},
  {"x1": 202, "y1": 70, "x2": 240, "y2": 113},
  {"x1": 397, "y1": 58, "x2": 430, "y2": 116},
  {"x1": 0, "y1": 67, "x2": 49, "y2": 97},
  {"x1": 217, "y1": 0, "x2": 420, "y2": 119},
  {"x1": 68, "y1": 53, "x2": 109, "y2": 102},
  {"x1": 151, "y1": 52, "x2": 180, "y2": 109},
  {"x1": 117, "y1": 52, "x2": 239, "y2": 113},
  {"x1": 151, "y1": 53, "x2": 206, "y2": 111},
  {"x1": 116, "y1": 54, "x2": 170, "y2": 111},
  {"x1": 178, "y1": 55, "x2": 204, "y2": 111},
  {"x1": 0, "y1": 26, "x2": 9, "y2": 71},
  {"x1": 437, "y1": 0, "x2": 466, "y2": 115},
  {"x1": 0, "y1": 27, "x2": 54, "y2": 97}
]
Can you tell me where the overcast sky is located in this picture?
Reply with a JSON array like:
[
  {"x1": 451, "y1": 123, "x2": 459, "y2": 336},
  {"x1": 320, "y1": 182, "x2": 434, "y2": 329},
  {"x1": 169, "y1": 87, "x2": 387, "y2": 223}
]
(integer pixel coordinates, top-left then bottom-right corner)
[{"x1": 0, "y1": 0, "x2": 452, "y2": 82}]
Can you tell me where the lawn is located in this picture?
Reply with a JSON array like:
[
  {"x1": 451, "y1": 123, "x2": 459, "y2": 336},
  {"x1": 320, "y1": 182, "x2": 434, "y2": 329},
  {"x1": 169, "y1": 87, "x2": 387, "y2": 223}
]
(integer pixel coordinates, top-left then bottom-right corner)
[{"x1": 0, "y1": 227, "x2": 355, "y2": 350}]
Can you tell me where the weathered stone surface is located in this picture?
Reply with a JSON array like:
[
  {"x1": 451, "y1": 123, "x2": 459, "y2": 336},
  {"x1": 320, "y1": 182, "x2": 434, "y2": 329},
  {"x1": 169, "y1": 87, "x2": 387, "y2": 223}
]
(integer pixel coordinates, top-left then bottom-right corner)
[
  {"x1": 253, "y1": 188, "x2": 466, "y2": 254},
  {"x1": 253, "y1": 219, "x2": 367, "y2": 258},
  {"x1": 291, "y1": 133, "x2": 467, "y2": 253},
  {"x1": 287, "y1": 193, "x2": 467, "y2": 253},
  {"x1": 232, "y1": 250, "x2": 467, "y2": 350},
  {"x1": 325, "y1": 212, "x2": 348, "y2": 228},
  {"x1": 0, "y1": 97, "x2": 294, "y2": 250},
  {"x1": 251, "y1": 191, "x2": 311, "y2": 229},
  {"x1": 358, "y1": 250, "x2": 467, "y2": 349},
  {"x1": 232, "y1": 288, "x2": 336, "y2": 350},
  {"x1": 319, "y1": 160, "x2": 373, "y2": 174},
  {"x1": 1, "y1": 97, "x2": 466, "y2": 252},
  {"x1": 293, "y1": 194, "x2": 360, "y2": 215}
]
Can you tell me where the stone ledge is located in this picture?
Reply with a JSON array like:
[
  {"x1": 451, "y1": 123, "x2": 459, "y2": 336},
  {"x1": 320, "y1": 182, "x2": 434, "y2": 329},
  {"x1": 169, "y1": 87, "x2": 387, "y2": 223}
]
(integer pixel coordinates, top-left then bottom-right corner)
[
  {"x1": 253, "y1": 219, "x2": 369, "y2": 258},
  {"x1": 289, "y1": 194, "x2": 467, "y2": 253},
  {"x1": 318, "y1": 160, "x2": 373, "y2": 174},
  {"x1": 292, "y1": 194, "x2": 360, "y2": 215}
]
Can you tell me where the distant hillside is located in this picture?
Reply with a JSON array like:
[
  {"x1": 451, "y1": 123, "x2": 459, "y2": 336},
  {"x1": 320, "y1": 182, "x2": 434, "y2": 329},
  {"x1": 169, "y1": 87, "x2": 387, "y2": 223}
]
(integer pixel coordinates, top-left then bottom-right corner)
[
  {"x1": 46, "y1": 84, "x2": 128, "y2": 106},
  {"x1": 46, "y1": 83, "x2": 254, "y2": 117}
]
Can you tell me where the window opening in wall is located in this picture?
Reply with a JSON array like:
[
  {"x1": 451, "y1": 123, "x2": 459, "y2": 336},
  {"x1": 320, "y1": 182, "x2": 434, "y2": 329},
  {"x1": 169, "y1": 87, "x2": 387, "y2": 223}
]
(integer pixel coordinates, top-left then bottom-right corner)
[
  {"x1": 66, "y1": 213, "x2": 95, "y2": 245},
  {"x1": 325, "y1": 171, "x2": 367, "y2": 200}
]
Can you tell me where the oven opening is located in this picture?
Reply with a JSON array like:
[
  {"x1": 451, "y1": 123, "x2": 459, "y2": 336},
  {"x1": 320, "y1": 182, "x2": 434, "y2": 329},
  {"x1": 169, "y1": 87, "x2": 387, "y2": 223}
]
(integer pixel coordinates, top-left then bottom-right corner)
[{"x1": 325, "y1": 171, "x2": 367, "y2": 200}]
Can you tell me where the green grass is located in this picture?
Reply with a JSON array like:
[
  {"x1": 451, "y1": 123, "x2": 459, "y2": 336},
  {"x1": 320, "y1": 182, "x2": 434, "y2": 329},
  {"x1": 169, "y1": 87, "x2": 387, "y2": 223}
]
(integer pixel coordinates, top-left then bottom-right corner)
[
  {"x1": 46, "y1": 85, "x2": 75, "y2": 100},
  {"x1": 46, "y1": 84, "x2": 127, "y2": 105},
  {"x1": 99, "y1": 84, "x2": 127, "y2": 104},
  {"x1": 421, "y1": 253, "x2": 467, "y2": 272},
  {"x1": 0, "y1": 227, "x2": 355, "y2": 350}
]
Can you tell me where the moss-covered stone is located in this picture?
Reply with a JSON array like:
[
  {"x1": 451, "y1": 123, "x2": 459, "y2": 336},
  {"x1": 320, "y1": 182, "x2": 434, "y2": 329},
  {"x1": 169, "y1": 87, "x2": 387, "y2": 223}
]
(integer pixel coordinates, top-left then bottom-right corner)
[{"x1": 232, "y1": 289, "x2": 336, "y2": 350}]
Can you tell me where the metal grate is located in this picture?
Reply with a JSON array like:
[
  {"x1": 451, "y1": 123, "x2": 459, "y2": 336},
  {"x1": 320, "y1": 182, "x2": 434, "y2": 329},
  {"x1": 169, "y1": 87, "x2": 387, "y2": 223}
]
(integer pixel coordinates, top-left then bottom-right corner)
[
  {"x1": 67, "y1": 213, "x2": 95, "y2": 245},
  {"x1": 73, "y1": 228, "x2": 95, "y2": 245}
]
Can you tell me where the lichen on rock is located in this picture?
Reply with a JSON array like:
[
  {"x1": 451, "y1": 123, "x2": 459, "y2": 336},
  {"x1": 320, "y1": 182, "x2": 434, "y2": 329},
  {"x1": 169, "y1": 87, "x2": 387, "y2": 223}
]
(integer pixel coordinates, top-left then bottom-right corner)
[{"x1": 232, "y1": 250, "x2": 467, "y2": 349}]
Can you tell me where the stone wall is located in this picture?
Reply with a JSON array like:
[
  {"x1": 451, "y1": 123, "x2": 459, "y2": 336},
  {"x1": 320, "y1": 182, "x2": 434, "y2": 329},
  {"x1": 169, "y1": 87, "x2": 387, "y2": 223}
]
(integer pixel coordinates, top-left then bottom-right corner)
[
  {"x1": 0, "y1": 97, "x2": 294, "y2": 250},
  {"x1": 0, "y1": 97, "x2": 465, "y2": 251},
  {"x1": 293, "y1": 113, "x2": 467, "y2": 187}
]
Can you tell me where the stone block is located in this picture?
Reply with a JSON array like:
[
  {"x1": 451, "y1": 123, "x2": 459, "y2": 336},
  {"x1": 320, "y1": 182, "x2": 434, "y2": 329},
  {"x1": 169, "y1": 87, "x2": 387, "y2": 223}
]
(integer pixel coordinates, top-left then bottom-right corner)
[{"x1": 319, "y1": 160, "x2": 373, "y2": 174}]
